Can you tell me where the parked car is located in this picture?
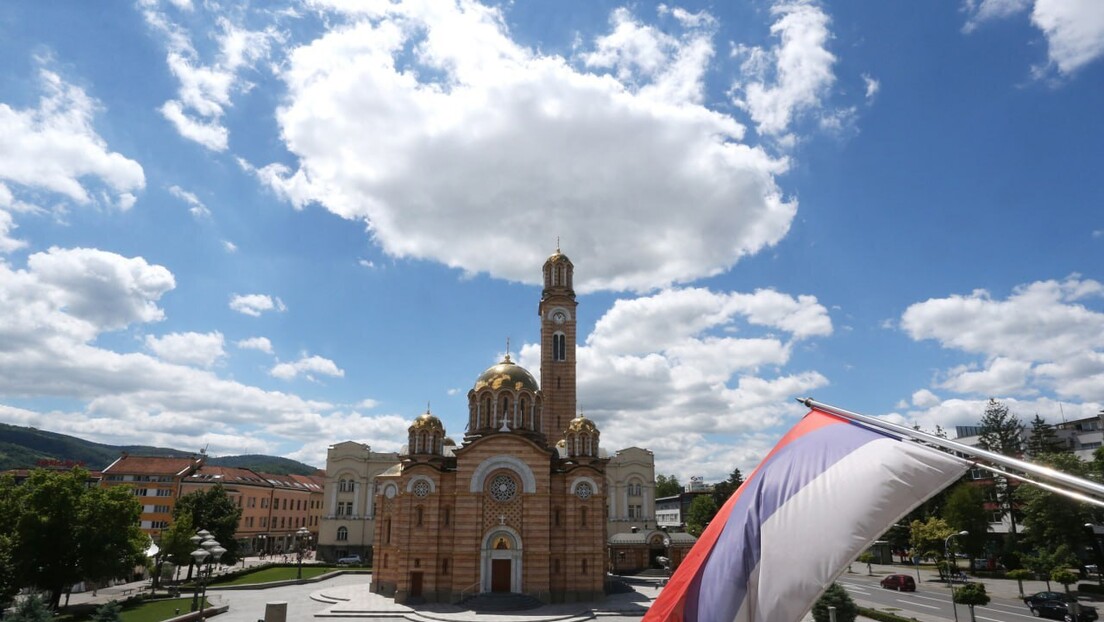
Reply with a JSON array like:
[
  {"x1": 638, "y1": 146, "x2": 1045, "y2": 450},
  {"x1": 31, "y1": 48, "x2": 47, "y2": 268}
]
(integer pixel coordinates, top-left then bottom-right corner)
[
  {"x1": 879, "y1": 574, "x2": 916, "y2": 592},
  {"x1": 336, "y1": 554, "x2": 362, "y2": 565},
  {"x1": 1024, "y1": 591, "x2": 1099, "y2": 621}
]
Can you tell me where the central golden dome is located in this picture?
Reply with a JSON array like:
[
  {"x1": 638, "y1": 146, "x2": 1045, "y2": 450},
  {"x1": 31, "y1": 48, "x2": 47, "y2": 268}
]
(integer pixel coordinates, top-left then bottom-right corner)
[
  {"x1": 474, "y1": 354, "x2": 539, "y2": 393},
  {"x1": 410, "y1": 411, "x2": 444, "y2": 432}
]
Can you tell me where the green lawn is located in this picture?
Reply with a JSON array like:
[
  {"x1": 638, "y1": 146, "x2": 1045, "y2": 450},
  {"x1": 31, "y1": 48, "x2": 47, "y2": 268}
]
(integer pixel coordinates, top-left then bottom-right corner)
[
  {"x1": 55, "y1": 597, "x2": 208, "y2": 622},
  {"x1": 211, "y1": 565, "x2": 343, "y2": 586},
  {"x1": 119, "y1": 598, "x2": 208, "y2": 622}
]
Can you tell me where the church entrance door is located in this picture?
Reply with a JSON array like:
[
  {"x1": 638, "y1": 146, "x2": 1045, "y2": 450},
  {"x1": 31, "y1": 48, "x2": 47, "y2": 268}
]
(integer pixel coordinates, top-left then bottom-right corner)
[
  {"x1": 410, "y1": 572, "x2": 423, "y2": 598},
  {"x1": 491, "y1": 559, "x2": 511, "y2": 592}
]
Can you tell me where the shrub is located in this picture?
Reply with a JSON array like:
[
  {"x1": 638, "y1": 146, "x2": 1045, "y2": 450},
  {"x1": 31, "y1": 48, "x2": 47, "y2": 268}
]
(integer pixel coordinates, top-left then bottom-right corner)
[
  {"x1": 7, "y1": 594, "x2": 52, "y2": 622},
  {"x1": 812, "y1": 583, "x2": 859, "y2": 622},
  {"x1": 91, "y1": 600, "x2": 123, "y2": 622}
]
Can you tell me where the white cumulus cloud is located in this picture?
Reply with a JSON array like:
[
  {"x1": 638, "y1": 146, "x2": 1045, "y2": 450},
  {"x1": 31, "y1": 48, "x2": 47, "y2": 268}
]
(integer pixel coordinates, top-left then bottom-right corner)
[
  {"x1": 236, "y1": 336, "x2": 273, "y2": 353},
  {"x1": 730, "y1": 0, "x2": 838, "y2": 136},
  {"x1": 145, "y1": 331, "x2": 226, "y2": 368},
  {"x1": 252, "y1": 1, "x2": 797, "y2": 293},
  {"x1": 962, "y1": 0, "x2": 1104, "y2": 76},
  {"x1": 270, "y1": 355, "x2": 345, "y2": 381},
  {"x1": 229, "y1": 294, "x2": 286, "y2": 317}
]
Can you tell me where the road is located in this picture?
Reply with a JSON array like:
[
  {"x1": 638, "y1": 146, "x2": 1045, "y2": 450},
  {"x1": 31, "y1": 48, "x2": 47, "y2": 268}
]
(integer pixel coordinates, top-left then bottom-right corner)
[{"x1": 840, "y1": 574, "x2": 1046, "y2": 622}]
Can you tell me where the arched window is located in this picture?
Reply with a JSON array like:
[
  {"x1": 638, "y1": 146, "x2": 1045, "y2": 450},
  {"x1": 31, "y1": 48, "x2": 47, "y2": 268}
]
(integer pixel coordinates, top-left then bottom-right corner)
[
  {"x1": 483, "y1": 396, "x2": 492, "y2": 426},
  {"x1": 582, "y1": 559, "x2": 588, "y2": 575},
  {"x1": 443, "y1": 506, "x2": 451, "y2": 527},
  {"x1": 386, "y1": 518, "x2": 392, "y2": 544},
  {"x1": 442, "y1": 558, "x2": 450, "y2": 575},
  {"x1": 337, "y1": 526, "x2": 348, "y2": 541},
  {"x1": 553, "y1": 334, "x2": 566, "y2": 361},
  {"x1": 519, "y1": 396, "x2": 528, "y2": 428},
  {"x1": 580, "y1": 507, "x2": 588, "y2": 527},
  {"x1": 416, "y1": 507, "x2": 423, "y2": 527}
]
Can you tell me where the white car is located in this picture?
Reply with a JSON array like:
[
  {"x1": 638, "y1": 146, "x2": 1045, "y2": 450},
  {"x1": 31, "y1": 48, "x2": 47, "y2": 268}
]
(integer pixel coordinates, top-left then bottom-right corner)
[{"x1": 336, "y1": 555, "x2": 362, "y2": 565}]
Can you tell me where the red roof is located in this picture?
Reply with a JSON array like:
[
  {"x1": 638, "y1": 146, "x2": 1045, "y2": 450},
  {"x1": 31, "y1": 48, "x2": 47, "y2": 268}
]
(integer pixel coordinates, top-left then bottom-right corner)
[{"x1": 102, "y1": 454, "x2": 203, "y2": 477}]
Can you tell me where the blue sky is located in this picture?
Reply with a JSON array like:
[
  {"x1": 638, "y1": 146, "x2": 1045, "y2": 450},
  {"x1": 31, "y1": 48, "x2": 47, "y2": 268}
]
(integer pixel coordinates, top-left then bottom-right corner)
[{"x1": 1, "y1": 0, "x2": 1102, "y2": 481}]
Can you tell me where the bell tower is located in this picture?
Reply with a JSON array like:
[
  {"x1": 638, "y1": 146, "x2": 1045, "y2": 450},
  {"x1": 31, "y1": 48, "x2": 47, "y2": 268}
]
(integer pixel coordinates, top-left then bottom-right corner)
[{"x1": 538, "y1": 248, "x2": 577, "y2": 442}]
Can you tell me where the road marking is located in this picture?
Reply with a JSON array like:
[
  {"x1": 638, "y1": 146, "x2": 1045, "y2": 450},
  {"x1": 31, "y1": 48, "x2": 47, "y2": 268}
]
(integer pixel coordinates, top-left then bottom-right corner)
[
  {"x1": 895, "y1": 599, "x2": 938, "y2": 609},
  {"x1": 976, "y1": 607, "x2": 1038, "y2": 621}
]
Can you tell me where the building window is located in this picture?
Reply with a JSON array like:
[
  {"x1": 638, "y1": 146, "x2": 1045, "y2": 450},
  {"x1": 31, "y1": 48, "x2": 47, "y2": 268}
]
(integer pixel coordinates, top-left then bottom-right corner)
[
  {"x1": 580, "y1": 507, "x2": 588, "y2": 527},
  {"x1": 336, "y1": 526, "x2": 348, "y2": 541},
  {"x1": 443, "y1": 506, "x2": 451, "y2": 527},
  {"x1": 582, "y1": 559, "x2": 588, "y2": 575},
  {"x1": 553, "y1": 333, "x2": 566, "y2": 361},
  {"x1": 553, "y1": 508, "x2": 561, "y2": 527},
  {"x1": 989, "y1": 511, "x2": 1004, "y2": 523},
  {"x1": 442, "y1": 558, "x2": 449, "y2": 575},
  {"x1": 575, "y1": 481, "x2": 593, "y2": 500},
  {"x1": 132, "y1": 488, "x2": 148, "y2": 496},
  {"x1": 416, "y1": 507, "x2": 424, "y2": 527},
  {"x1": 489, "y1": 474, "x2": 518, "y2": 502},
  {"x1": 553, "y1": 559, "x2": 560, "y2": 574},
  {"x1": 384, "y1": 554, "x2": 389, "y2": 568},
  {"x1": 386, "y1": 519, "x2": 392, "y2": 544}
]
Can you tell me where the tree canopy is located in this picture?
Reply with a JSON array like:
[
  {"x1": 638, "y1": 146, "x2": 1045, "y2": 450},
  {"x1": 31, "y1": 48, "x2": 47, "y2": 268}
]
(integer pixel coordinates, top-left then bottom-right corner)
[
  {"x1": 172, "y1": 483, "x2": 243, "y2": 565},
  {"x1": 1, "y1": 468, "x2": 146, "y2": 609},
  {"x1": 1016, "y1": 452, "x2": 1094, "y2": 554},
  {"x1": 655, "y1": 474, "x2": 682, "y2": 498},
  {"x1": 1026, "y1": 414, "x2": 1065, "y2": 457},
  {"x1": 686, "y1": 495, "x2": 718, "y2": 536},
  {"x1": 711, "y1": 468, "x2": 745, "y2": 509},
  {"x1": 942, "y1": 483, "x2": 990, "y2": 558}
]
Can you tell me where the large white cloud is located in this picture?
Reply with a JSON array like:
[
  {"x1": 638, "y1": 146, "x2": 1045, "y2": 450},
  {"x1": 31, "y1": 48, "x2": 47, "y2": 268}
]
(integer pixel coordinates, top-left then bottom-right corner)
[
  {"x1": 897, "y1": 275, "x2": 1104, "y2": 429},
  {"x1": 0, "y1": 248, "x2": 376, "y2": 461},
  {"x1": 518, "y1": 285, "x2": 832, "y2": 474},
  {"x1": 962, "y1": 0, "x2": 1104, "y2": 76},
  {"x1": 0, "y1": 68, "x2": 145, "y2": 251},
  {"x1": 730, "y1": 0, "x2": 838, "y2": 137},
  {"x1": 140, "y1": 1, "x2": 282, "y2": 150},
  {"x1": 145, "y1": 331, "x2": 226, "y2": 368},
  {"x1": 253, "y1": 1, "x2": 803, "y2": 293},
  {"x1": 270, "y1": 355, "x2": 345, "y2": 381}
]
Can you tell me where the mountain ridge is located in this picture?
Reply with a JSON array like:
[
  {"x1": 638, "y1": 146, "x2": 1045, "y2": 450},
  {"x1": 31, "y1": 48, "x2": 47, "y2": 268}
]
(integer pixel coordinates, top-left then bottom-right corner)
[{"x1": 0, "y1": 422, "x2": 321, "y2": 476}]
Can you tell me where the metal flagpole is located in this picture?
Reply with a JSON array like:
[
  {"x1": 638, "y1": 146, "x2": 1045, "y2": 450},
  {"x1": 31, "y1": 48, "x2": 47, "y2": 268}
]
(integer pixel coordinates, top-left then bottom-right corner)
[{"x1": 796, "y1": 397, "x2": 1104, "y2": 507}]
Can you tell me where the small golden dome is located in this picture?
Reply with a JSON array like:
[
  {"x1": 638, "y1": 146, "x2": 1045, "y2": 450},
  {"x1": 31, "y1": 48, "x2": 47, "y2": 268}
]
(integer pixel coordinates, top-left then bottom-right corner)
[
  {"x1": 474, "y1": 355, "x2": 539, "y2": 393},
  {"x1": 556, "y1": 439, "x2": 566, "y2": 448},
  {"x1": 410, "y1": 411, "x2": 444, "y2": 432},
  {"x1": 567, "y1": 415, "x2": 598, "y2": 434},
  {"x1": 443, "y1": 436, "x2": 456, "y2": 446},
  {"x1": 546, "y1": 250, "x2": 572, "y2": 265}
]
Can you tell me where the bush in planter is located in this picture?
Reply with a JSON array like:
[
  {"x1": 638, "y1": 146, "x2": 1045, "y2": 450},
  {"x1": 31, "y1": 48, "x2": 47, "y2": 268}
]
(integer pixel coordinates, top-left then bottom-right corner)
[
  {"x1": 91, "y1": 600, "x2": 122, "y2": 622},
  {"x1": 1007, "y1": 569, "x2": 1032, "y2": 597},
  {"x1": 954, "y1": 582, "x2": 990, "y2": 622},
  {"x1": 812, "y1": 583, "x2": 859, "y2": 622}
]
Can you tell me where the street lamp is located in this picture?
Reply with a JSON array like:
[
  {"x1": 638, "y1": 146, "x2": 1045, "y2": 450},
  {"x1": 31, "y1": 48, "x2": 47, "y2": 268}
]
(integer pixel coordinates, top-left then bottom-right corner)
[
  {"x1": 189, "y1": 530, "x2": 225, "y2": 620},
  {"x1": 295, "y1": 526, "x2": 312, "y2": 581},
  {"x1": 945, "y1": 530, "x2": 968, "y2": 622}
]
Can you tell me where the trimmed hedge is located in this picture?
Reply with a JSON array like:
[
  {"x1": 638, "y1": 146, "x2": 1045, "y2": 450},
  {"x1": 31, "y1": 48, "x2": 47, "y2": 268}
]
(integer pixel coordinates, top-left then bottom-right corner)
[{"x1": 858, "y1": 606, "x2": 921, "y2": 622}]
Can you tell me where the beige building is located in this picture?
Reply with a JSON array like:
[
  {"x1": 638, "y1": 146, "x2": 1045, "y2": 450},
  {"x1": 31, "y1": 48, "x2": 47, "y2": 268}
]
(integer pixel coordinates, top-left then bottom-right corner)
[{"x1": 317, "y1": 442, "x2": 401, "y2": 562}]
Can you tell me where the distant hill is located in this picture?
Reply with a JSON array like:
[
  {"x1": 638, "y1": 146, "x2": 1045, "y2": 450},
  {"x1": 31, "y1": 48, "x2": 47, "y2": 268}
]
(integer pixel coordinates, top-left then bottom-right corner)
[{"x1": 0, "y1": 423, "x2": 320, "y2": 475}]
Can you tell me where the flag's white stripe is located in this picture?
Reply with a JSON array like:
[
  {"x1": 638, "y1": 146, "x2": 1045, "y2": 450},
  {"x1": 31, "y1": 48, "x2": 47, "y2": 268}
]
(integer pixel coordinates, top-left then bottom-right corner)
[{"x1": 733, "y1": 438, "x2": 966, "y2": 622}]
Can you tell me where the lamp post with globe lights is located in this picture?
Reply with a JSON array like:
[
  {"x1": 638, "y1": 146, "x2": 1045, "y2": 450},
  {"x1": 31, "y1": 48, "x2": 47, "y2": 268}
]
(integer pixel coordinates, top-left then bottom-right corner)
[
  {"x1": 945, "y1": 530, "x2": 968, "y2": 622},
  {"x1": 189, "y1": 529, "x2": 225, "y2": 619},
  {"x1": 295, "y1": 526, "x2": 313, "y2": 581}
]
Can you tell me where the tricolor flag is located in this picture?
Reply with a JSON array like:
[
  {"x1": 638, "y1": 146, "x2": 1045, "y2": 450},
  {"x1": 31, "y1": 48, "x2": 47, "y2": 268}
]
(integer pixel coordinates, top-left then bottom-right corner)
[{"x1": 644, "y1": 407, "x2": 968, "y2": 622}]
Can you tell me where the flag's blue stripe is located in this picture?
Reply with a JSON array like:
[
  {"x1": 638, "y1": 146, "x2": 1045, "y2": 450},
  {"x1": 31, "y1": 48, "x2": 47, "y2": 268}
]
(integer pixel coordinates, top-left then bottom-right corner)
[{"x1": 686, "y1": 420, "x2": 890, "y2": 621}]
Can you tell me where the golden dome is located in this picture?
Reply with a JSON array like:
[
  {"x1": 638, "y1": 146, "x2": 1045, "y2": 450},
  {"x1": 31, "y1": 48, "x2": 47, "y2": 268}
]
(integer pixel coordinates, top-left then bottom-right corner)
[
  {"x1": 567, "y1": 415, "x2": 598, "y2": 434},
  {"x1": 556, "y1": 439, "x2": 566, "y2": 448},
  {"x1": 474, "y1": 355, "x2": 539, "y2": 393},
  {"x1": 545, "y1": 250, "x2": 572, "y2": 265},
  {"x1": 410, "y1": 411, "x2": 444, "y2": 432}
]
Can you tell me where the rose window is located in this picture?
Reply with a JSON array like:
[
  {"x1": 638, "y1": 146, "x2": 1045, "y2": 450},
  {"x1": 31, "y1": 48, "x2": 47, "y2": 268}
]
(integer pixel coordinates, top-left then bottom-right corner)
[
  {"x1": 413, "y1": 480, "x2": 430, "y2": 498},
  {"x1": 575, "y1": 481, "x2": 593, "y2": 500},
  {"x1": 490, "y1": 474, "x2": 517, "y2": 502}
]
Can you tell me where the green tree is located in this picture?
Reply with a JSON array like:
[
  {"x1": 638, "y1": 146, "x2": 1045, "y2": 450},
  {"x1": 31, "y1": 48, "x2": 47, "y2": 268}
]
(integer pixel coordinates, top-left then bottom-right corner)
[
  {"x1": 158, "y1": 511, "x2": 195, "y2": 585},
  {"x1": 1017, "y1": 452, "x2": 1093, "y2": 554},
  {"x1": 942, "y1": 483, "x2": 990, "y2": 560},
  {"x1": 1024, "y1": 545, "x2": 1078, "y2": 591},
  {"x1": 1052, "y1": 569, "x2": 1079, "y2": 595},
  {"x1": 7, "y1": 468, "x2": 144, "y2": 609},
  {"x1": 172, "y1": 484, "x2": 243, "y2": 565},
  {"x1": 977, "y1": 399, "x2": 1025, "y2": 541},
  {"x1": 91, "y1": 600, "x2": 123, "y2": 622},
  {"x1": 909, "y1": 516, "x2": 954, "y2": 573},
  {"x1": 0, "y1": 533, "x2": 17, "y2": 613},
  {"x1": 811, "y1": 583, "x2": 858, "y2": 622},
  {"x1": 6, "y1": 593, "x2": 52, "y2": 622},
  {"x1": 1026, "y1": 414, "x2": 1065, "y2": 457},
  {"x1": 1006, "y1": 568, "x2": 1032, "y2": 598},
  {"x1": 685, "y1": 495, "x2": 718, "y2": 536},
  {"x1": 655, "y1": 474, "x2": 682, "y2": 498},
  {"x1": 954, "y1": 582, "x2": 990, "y2": 622},
  {"x1": 710, "y1": 468, "x2": 744, "y2": 509}
]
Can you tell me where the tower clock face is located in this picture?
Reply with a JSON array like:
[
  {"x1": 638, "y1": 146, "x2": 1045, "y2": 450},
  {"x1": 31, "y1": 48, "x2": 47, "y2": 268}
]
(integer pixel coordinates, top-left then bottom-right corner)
[{"x1": 552, "y1": 311, "x2": 566, "y2": 325}]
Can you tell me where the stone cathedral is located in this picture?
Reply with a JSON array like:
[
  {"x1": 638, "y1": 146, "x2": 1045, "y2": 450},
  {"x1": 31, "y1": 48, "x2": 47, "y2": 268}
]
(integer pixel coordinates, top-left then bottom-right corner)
[{"x1": 369, "y1": 249, "x2": 608, "y2": 603}]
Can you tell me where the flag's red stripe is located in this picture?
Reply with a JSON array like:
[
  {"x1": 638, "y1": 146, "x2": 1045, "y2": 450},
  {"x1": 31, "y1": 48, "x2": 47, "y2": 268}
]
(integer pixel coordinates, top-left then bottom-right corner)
[{"x1": 643, "y1": 409, "x2": 844, "y2": 622}]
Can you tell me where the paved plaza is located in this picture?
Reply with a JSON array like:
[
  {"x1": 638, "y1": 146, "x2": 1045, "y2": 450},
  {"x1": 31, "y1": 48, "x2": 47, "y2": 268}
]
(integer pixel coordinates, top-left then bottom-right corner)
[{"x1": 65, "y1": 559, "x2": 1104, "y2": 621}]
